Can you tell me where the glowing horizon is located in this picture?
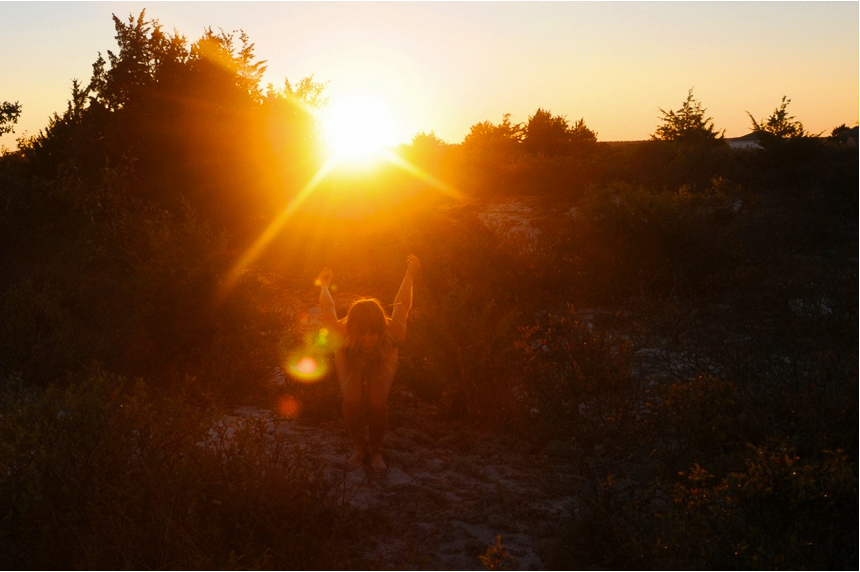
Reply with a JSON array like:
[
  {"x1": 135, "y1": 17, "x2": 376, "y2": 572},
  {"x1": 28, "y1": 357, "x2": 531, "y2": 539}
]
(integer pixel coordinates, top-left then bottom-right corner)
[{"x1": 1, "y1": 2, "x2": 857, "y2": 151}]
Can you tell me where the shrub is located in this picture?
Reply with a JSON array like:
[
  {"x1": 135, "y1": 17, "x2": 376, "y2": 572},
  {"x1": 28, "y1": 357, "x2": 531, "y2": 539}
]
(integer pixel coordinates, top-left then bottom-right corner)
[
  {"x1": 407, "y1": 270, "x2": 523, "y2": 428},
  {"x1": 517, "y1": 306, "x2": 640, "y2": 444},
  {"x1": 127, "y1": 200, "x2": 294, "y2": 403},
  {"x1": 562, "y1": 182, "x2": 739, "y2": 302},
  {"x1": 0, "y1": 278, "x2": 79, "y2": 385},
  {"x1": 0, "y1": 370, "x2": 349, "y2": 569}
]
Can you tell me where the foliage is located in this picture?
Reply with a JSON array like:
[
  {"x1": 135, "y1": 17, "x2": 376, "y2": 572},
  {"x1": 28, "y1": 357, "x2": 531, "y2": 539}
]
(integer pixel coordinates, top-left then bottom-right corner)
[
  {"x1": 0, "y1": 371, "x2": 350, "y2": 569},
  {"x1": 0, "y1": 100, "x2": 21, "y2": 136},
  {"x1": 480, "y1": 535, "x2": 516, "y2": 570},
  {"x1": 0, "y1": 278, "x2": 79, "y2": 385},
  {"x1": 401, "y1": 131, "x2": 453, "y2": 174},
  {"x1": 744, "y1": 96, "x2": 823, "y2": 178},
  {"x1": 127, "y1": 199, "x2": 292, "y2": 402},
  {"x1": 462, "y1": 113, "x2": 524, "y2": 156},
  {"x1": 519, "y1": 306, "x2": 643, "y2": 447},
  {"x1": 747, "y1": 95, "x2": 810, "y2": 141},
  {"x1": 460, "y1": 113, "x2": 525, "y2": 189},
  {"x1": 410, "y1": 130, "x2": 448, "y2": 151},
  {"x1": 404, "y1": 234, "x2": 525, "y2": 427},
  {"x1": 19, "y1": 10, "x2": 324, "y2": 242},
  {"x1": 652, "y1": 88, "x2": 724, "y2": 146},
  {"x1": 558, "y1": 181, "x2": 740, "y2": 302},
  {"x1": 829, "y1": 123, "x2": 858, "y2": 141},
  {"x1": 523, "y1": 108, "x2": 597, "y2": 156}
]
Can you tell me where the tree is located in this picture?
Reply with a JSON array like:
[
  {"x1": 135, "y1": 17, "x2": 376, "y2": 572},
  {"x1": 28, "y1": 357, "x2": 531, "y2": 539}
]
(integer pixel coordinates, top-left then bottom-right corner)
[
  {"x1": 829, "y1": 123, "x2": 858, "y2": 146},
  {"x1": 402, "y1": 131, "x2": 450, "y2": 172},
  {"x1": 20, "y1": 10, "x2": 326, "y2": 241},
  {"x1": 461, "y1": 113, "x2": 524, "y2": 157},
  {"x1": 569, "y1": 118, "x2": 598, "y2": 145},
  {"x1": 410, "y1": 131, "x2": 447, "y2": 152},
  {"x1": 747, "y1": 96, "x2": 810, "y2": 140},
  {"x1": 652, "y1": 88, "x2": 724, "y2": 145},
  {"x1": 524, "y1": 108, "x2": 569, "y2": 156},
  {"x1": 261, "y1": 76, "x2": 327, "y2": 166},
  {"x1": 462, "y1": 113, "x2": 524, "y2": 166},
  {"x1": 830, "y1": 123, "x2": 853, "y2": 138},
  {"x1": 522, "y1": 109, "x2": 597, "y2": 156},
  {"x1": 0, "y1": 101, "x2": 21, "y2": 135}
]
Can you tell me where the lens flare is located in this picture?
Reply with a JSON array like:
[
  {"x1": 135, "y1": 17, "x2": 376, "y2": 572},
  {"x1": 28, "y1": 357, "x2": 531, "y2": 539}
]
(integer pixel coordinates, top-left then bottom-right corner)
[
  {"x1": 314, "y1": 327, "x2": 330, "y2": 349},
  {"x1": 309, "y1": 326, "x2": 343, "y2": 351},
  {"x1": 277, "y1": 396, "x2": 301, "y2": 418},
  {"x1": 286, "y1": 351, "x2": 327, "y2": 383},
  {"x1": 313, "y1": 278, "x2": 337, "y2": 291},
  {"x1": 296, "y1": 357, "x2": 317, "y2": 375}
]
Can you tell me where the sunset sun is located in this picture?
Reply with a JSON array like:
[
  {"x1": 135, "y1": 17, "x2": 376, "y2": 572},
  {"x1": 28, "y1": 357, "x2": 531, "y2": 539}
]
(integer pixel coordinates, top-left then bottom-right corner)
[{"x1": 321, "y1": 93, "x2": 399, "y2": 165}]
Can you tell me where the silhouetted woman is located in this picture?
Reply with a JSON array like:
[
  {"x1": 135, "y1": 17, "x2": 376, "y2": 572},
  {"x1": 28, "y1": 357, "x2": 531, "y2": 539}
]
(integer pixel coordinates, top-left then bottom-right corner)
[{"x1": 317, "y1": 254, "x2": 420, "y2": 471}]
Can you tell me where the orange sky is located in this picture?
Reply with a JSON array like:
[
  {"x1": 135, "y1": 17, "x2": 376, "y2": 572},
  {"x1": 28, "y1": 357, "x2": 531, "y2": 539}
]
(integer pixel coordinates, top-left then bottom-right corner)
[{"x1": 2, "y1": 2, "x2": 857, "y2": 150}]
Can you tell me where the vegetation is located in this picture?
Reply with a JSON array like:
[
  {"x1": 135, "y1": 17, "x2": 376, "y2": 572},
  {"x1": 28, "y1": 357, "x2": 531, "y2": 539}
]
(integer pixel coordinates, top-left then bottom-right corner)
[
  {"x1": 652, "y1": 88, "x2": 724, "y2": 145},
  {"x1": 1, "y1": 11, "x2": 856, "y2": 569},
  {"x1": 0, "y1": 100, "x2": 21, "y2": 135},
  {"x1": 748, "y1": 96, "x2": 811, "y2": 141}
]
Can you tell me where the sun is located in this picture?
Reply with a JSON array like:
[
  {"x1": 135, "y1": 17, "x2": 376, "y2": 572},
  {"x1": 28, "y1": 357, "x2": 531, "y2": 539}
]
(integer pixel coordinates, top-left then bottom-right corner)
[{"x1": 321, "y1": 93, "x2": 399, "y2": 165}]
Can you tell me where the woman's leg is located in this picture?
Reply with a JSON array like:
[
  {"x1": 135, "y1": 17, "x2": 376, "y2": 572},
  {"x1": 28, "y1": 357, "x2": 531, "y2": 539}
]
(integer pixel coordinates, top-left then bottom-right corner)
[
  {"x1": 367, "y1": 349, "x2": 398, "y2": 471},
  {"x1": 334, "y1": 352, "x2": 365, "y2": 470}
]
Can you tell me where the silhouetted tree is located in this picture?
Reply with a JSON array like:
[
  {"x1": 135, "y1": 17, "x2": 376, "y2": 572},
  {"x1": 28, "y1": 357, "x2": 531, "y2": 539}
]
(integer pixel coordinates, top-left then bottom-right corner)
[
  {"x1": 746, "y1": 96, "x2": 820, "y2": 158},
  {"x1": 747, "y1": 96, "x2": 810, "y2": 140},
  {"x1": 652, "y1": 88, "x2": 724, "y2": 146},
  {"x1": 20, "y1": 10, "x2": 325, "y2": 241},
  {"x1": 408, "y1": 131, "x2": 448, "y2": 160},
  {"x1": 259, "y1": 76, "x2": 327, "y2": 192},
  {"x1": 829, "y1": 123, "x2": 858, "y2": 146},
  {"x1": 462, "y1": 113, "x2": 524, "y2": 157},
  {"x1": 569, "y1": 118, "x2": 598, "y2": 145},
  {"x1": 0, "y1": 101, "x2": 21, "y2": 136},
  {"x1": 743, "y1": 97, "x2": 830, "y2": 191},
  {"x1": 522, "y1": 109, "x2": 597, "y2": 156},
  {"x1": 399, "y1": 131, "x2": 450, "y2": 175},
  {"x1": 411, "y1": 131, "x2": 447, "y2": 151},
  {"x1": 523, "y1": 108, "x2": 569, "y2": 156},
  {"x1": 830, "y1": 123, "x2": 854, "y2": 138}
]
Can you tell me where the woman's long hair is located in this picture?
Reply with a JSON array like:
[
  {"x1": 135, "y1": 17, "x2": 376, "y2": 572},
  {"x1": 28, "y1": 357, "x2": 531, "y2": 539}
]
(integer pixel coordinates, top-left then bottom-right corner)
[{"x1": 343, "y1": 298, "x2": 393, "y2": 377}]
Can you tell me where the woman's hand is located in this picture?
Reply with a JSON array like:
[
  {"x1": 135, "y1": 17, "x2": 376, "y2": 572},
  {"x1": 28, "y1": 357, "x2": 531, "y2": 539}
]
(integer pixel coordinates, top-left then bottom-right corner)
[
  {"x1": 405, "y1": 254, "x2": 421, "y2": 277},
  {"x1": 316, "y1": 268, "x2": 333, "y2": 289}
]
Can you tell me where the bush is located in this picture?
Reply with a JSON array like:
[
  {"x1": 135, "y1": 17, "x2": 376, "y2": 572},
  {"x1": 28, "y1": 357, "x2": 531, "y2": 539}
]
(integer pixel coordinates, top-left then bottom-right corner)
[
  {"x1": 518, "y1": 306, "x2": 640, "y2": 444},
  {"x1": 406, "y1": 269, "x2": 523, "y2": 428},
  {"x1": 0, "y1": 278, "x2": 80, "y2": 385},
  {"x1": 0, "y1": 370, "x2": 349, "y2": 569},
  {"x1": 127, "y1": 200, "x2": 295, "y2": 403},
  {"x1": 561, "y1": 182, "x2": 739, "y2": 302}
]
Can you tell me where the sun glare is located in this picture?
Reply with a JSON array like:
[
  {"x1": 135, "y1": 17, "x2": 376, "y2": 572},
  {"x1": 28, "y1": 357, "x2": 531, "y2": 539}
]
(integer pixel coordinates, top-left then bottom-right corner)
[{"x1": 322, "y1": 93, "x2": 398, "y2": 165}]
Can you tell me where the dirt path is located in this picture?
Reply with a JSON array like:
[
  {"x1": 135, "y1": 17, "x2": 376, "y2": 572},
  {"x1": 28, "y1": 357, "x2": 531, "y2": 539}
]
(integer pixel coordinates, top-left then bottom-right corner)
[{"x1": 220, "y1": 382, "x2": 580, "y2": 570}]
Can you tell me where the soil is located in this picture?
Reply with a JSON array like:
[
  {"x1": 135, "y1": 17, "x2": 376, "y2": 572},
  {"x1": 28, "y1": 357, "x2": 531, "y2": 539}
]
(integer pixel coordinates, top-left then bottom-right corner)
[{"x1": 220, "y1": 381, "x2": 581, "y2": 570}]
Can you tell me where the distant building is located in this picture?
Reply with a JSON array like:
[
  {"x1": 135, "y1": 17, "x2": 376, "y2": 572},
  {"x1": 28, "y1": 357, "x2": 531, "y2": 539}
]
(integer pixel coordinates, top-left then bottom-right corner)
[{"x1": 727, "y1": 132, "x2": 763, "y2": 150}]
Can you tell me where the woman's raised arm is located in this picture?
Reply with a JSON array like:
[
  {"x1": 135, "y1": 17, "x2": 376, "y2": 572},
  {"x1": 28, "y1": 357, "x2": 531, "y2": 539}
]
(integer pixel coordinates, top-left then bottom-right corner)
[
  {"x1": 389, "y1": 254, "x2": 420, "y2": 344},
  {"x1": 317, "y1": 268, "x2": 338, "y2": 327}
]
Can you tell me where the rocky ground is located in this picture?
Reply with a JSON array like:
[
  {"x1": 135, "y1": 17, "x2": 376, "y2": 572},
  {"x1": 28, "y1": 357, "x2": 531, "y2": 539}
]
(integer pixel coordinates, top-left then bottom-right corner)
[{"x1": 216, "y1": 380, "x2": 582, "y2": 570}]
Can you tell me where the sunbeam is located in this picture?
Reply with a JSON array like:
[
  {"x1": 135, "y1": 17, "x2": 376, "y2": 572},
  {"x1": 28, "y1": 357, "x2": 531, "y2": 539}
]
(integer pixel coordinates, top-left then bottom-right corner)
[
  {"x1": 218, "y1": 158, "x2": 335, "y2": 300},
  {"x1": 218, "y1": 129, "x2": 462, "y2": 302},
  {"x1": 380, "y1": 150, "x2": 463, "y2": 201}
]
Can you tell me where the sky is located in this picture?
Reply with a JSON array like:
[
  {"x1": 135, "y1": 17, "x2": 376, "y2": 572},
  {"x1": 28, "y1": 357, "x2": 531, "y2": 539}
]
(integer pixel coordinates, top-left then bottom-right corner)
[{"x1": 1, "y1": 1, "x2": 858, "y2": 150}]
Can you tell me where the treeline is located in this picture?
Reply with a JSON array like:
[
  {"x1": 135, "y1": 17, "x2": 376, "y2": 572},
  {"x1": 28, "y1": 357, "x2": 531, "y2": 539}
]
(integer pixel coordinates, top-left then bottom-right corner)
[{"x1": 0, "y1": 11, "x2": 857, "y2": 569}]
